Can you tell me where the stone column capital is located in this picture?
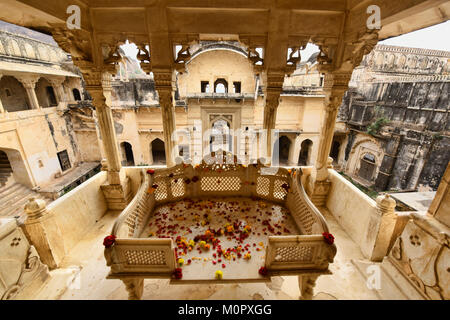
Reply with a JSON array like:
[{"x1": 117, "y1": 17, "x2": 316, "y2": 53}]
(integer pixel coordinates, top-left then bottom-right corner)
[
  {"x1": 17, "y1": 75, "x2": 40, "y2": 89},
  {"x1": 47, "y1": 77, "x2": 65, "y2": 87}
]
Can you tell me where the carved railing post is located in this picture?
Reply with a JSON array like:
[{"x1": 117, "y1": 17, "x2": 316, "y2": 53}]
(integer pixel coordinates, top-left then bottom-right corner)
[
  {"x1": 22, "y1": 198, "x2": 65, "y2": 269},
  {"x1": 370, "y1": 193, "x2": 397, "y2": 261},
  {"x1": 154, "y1": 70, "x2": 176, "y2": 167}
]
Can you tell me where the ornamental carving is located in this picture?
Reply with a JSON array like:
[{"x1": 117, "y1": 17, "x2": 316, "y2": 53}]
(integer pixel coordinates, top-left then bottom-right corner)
[
  {"x1": 247, "y1": 47, "x2": 264, "y2": 66},
  {"x1": 136, "y1": 44, "x2": 151, "y2": 74},
  {"x1": 348, "y1": 29, "x2": 379, "y2": 69}
]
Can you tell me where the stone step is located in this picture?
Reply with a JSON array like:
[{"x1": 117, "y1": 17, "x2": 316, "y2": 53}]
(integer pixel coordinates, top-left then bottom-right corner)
[
  {"x1": 0, "y1": 183, "x2": 52, "y2": 219},
  {"x1": 0, "y1": 187, "x2": 34, "y2": 212},
  {"x1": 0, "y1": 168, "x2": 12, "y2": 173},
  {"x1": 0, "y1": 182, "x2": 23, "y2": 198}
]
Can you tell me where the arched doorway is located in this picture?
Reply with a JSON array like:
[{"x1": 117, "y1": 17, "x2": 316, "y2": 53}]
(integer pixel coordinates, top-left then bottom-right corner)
[
  {"x1": 151, "y1": 139, "x2": 166, "y2": 165},
  {"x1": 298, "y1": 139, "x2": 313, "y2": 166},
  {"x1": 0, "y1": 148, "x2": 33, "y2": 188},
  {"x1": 35, "y1": 78, "x2": 58, "y2": 108},
  {"x1": 330, "y1": 140, "x2": 341, "y2": 163},
  {"x1": 0, "y1": 150, "x2": 13, "y2": 187},
  {"x1": 120, "y1": 142, "x2": 135, "y2": 166},
  {"x1": 0, "y1": 76, "x2": 30, "y2": 112},
  {"x1": 273, "y1": 136, "x2": 291, "y2": 165},
  {"x1": 210, "y1": 119, "x2": 231, "y2": 153}
]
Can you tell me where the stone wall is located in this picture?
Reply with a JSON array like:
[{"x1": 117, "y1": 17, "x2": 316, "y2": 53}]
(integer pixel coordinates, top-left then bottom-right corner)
[{"x1": 336, "y1": 45, "x2": 450, "y2": 192}]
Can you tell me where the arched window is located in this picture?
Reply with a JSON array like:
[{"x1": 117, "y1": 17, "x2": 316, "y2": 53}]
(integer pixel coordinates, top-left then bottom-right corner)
[
  {"x1": 72, "y1": 88, "x2": 82, "y2": 101},
  {"x1": 214, "y1": 78, "x2": 228, "y2": 93}
]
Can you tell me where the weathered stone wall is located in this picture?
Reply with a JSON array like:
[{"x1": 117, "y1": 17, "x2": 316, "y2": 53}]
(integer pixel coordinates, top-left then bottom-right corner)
[{"x1": 337, "y1": 45, "x2": 450, "y2": 191}]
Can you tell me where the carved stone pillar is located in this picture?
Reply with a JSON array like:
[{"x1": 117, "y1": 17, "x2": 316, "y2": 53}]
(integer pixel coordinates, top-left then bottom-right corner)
[
  {"x1": 263, "y1": 72, "x2": 284, "y2": 164},
  {"x1": 122, "y1": 278, "x2": 144, "y2": 300},
  {"x1": 48, "y1": 77, "x2": 67, "y2": 111},
  {"x1": 86, "y1": 71, "x2": 131, "y2": 210},
  {"x1": 154, "y1": 70, "x2": 176, "y2": 167},
  {"x1": 298, "y1": 274, "x2": 319, "y2": 300},
  {"x1": 371, "y1": 193, "x2": 397, "y2": 261},
  {"x1": 18, "y1": 76, "x2": 40, "y2": 110},
  {"x1": 308, "y1": 73, "x2": 351, "y2": 206}
]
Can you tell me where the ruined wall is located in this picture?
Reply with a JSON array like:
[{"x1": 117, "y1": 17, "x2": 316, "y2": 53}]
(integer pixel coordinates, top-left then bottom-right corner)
[{"x1": 338, "y1": 45, "x2": 450, "y2": 191}]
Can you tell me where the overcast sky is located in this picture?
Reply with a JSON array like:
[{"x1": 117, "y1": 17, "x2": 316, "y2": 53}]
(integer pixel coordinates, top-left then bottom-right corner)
[{"x1": 121, "y1": 20, "x2": 450, "y2": 61}]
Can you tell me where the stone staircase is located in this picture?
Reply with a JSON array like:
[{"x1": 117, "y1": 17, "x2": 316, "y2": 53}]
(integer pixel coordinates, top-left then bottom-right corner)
[
  {"x1": 0, "y1": 152, "x2": 14, "y2": 187},
  {"x1": 0, "y1": 183, "x2": 52, "y2": 221}
]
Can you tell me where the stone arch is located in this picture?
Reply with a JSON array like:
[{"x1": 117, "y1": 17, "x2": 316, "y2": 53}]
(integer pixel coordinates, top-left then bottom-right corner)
[
  {"x1": 0, "y1": 147, "x2": 34, "y2": 188},
  {"x1": 35, "y1": 77, "x2": 58, "y2": 108},
  {"x1": 0, "y1": 76, "x2": 31, "y2": 112},
  {"x1": 120, "y1": 141, "x2": 135, "y2": 166},
  {"x1": 298, "y1": 139, "x2": 313, "y2": 166},
  {"x1": 346, "y1": 135, "x2": 384, "y2": 182},
  {"x1": 150, "y1": 138, "x2": 166, "y2": 165}
]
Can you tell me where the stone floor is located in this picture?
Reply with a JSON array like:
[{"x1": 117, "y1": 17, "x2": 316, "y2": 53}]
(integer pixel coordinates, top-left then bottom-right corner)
[{"x1": 31, "y1": 207, "x2": 381, "y2": 300}]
